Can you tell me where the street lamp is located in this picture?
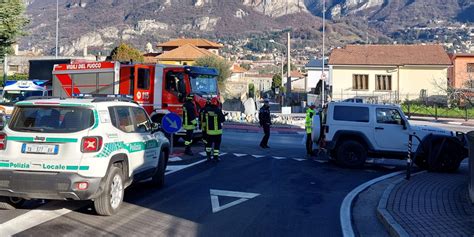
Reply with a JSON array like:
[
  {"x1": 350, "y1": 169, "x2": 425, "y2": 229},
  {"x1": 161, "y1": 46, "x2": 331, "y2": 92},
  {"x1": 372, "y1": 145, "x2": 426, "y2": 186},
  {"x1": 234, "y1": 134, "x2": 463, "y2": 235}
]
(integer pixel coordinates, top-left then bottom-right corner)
[
  {"x1": 270, "y1": 39, "x2": 286, "y2": 106},
  {"x1": 321, "y1": 0, "x2": 326, "y2": 107},
  {"x1": 55, "y1": 0, "x2": 59, "y2": 58},
  {"x1": 269, "y1": 37, "x2": 291, "y2": 106}
]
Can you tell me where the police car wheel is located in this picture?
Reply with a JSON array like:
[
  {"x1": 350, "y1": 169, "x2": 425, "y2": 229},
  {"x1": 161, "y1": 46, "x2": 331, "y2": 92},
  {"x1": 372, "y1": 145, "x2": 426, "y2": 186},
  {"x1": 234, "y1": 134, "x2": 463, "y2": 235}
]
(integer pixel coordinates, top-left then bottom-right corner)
[
  {"x1": 0, "y1": 196, "x2": 25, "y2": 210},
  {"x1": 94, "y1": 166, "x2": 124, "y2": 216},
  {"x1": 151, "y1": 150, "x2": 167, "y2": 188}
]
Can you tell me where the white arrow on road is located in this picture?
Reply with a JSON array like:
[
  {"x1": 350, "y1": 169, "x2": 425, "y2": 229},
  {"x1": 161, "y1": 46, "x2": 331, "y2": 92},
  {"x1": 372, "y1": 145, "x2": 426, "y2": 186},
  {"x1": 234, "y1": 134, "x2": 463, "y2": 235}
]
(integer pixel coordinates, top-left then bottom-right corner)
[
  {"x1": 166, "y1": 117, "x2": 178, "y2": 129},
  {"x1": 210, "y1": 189, "x2": 260, "y2": 213}
]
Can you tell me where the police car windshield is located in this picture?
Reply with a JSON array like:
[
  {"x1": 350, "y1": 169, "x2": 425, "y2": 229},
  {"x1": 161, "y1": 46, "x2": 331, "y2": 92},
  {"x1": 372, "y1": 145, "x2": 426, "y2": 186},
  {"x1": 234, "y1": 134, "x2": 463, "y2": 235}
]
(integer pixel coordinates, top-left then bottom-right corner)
[
  {"x1": 1, "y1": 90, "x2": 43, "y2": 104},
  {"x1": 190, "y1": 75, "x2": 218, "y2": 95},
  {"x1": 9, "y1": 106, "x2": 94, "y2": 133}
]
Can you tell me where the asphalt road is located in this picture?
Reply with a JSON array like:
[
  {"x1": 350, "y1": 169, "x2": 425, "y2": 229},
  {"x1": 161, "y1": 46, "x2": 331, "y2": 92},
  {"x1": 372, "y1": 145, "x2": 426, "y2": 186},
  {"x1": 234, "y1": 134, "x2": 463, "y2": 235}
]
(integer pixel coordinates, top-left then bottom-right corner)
[{"x1": 0, "y1": 130, "x2": 407, "y2": 237}]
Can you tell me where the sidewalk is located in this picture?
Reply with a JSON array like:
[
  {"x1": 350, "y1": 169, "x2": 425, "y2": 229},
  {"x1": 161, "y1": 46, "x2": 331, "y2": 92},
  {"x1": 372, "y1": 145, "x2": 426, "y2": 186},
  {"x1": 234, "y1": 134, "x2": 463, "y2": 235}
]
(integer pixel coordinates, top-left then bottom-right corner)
[
  {"x1": 353, "y1": 166, "x2": 474, "y2": 237},
  {"x1": 409, "y1": 116, "x2": 474, "y2": 126}
]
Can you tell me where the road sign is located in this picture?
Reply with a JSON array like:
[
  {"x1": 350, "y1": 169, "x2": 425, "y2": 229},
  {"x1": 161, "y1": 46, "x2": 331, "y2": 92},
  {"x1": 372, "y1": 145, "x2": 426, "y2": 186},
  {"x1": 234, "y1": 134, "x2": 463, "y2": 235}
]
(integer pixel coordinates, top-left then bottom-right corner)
[
  {"x1": 161, "y1": 113, "x2": 182, "y2": 134},
  {"x1": 210, "y1": 189, "x2": 260, "y2": 213}
]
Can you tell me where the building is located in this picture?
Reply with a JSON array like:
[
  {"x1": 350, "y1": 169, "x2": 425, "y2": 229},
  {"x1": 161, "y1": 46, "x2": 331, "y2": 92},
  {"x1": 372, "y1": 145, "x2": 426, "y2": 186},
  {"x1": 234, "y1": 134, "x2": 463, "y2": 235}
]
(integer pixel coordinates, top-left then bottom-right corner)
[
  {"x1": 328, "y1": 44, "x2": 452, "y2": 102},
  {"x1": 448, "y1": 54, "x2": 474, "y2": 89},
  {"x1": 286, "y1": 71, "x2": 306, "y2": 92},
  {"x1": 305, "y1": 58, "x2": 330, "y2": 93},
  {"x1": 157, "y1": 38, "x2": 223, "y2": 55},
  {"x1": 154, "y1": 44, "x2": 218, "y2": 65},
  {"x1": 246, "y1": 73, "x2": 273, "y2": 94},
  {"x1": 225, "y1": 64, "x2": 249, "y2": 99}
]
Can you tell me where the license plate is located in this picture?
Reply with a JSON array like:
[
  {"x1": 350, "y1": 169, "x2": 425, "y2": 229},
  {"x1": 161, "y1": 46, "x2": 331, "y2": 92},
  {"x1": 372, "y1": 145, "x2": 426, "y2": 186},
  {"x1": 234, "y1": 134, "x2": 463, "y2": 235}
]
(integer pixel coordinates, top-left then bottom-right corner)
[{"x1": 22, "y1": 144, "x2": 58, "y2": 155}]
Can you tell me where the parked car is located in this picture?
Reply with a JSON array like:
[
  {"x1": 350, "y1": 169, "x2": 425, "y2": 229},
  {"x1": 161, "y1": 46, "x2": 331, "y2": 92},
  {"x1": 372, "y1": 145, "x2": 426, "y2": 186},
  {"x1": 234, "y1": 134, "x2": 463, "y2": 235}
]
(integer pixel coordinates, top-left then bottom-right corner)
[
  {"x1": 0, "y1": 97, "x2": 170, "y2": 215},
  {"x1": 317, "y1": 102, "x2": 467, "y2": 171}
]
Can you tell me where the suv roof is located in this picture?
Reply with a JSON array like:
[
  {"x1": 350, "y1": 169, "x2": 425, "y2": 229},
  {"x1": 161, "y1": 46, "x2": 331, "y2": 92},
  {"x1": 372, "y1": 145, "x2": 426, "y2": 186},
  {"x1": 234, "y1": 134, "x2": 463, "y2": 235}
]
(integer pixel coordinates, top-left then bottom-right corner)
[
  {"x1": 16, "y1": 97, "x2": 139, "y2": 106},
  {"x1": 328, "y1": 101, "x2": 400, "y2": 109}
]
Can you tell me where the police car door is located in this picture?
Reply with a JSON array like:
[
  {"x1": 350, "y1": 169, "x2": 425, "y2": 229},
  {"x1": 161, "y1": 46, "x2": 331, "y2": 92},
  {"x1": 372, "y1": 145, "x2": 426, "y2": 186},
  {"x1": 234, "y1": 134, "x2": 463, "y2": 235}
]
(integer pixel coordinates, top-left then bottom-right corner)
[
  {"x1": 113, "y1": 106, "x2": 150, "y2": 174},
  {"x1": 130, "y1": 106, "x2": 159, "y2": 169}
]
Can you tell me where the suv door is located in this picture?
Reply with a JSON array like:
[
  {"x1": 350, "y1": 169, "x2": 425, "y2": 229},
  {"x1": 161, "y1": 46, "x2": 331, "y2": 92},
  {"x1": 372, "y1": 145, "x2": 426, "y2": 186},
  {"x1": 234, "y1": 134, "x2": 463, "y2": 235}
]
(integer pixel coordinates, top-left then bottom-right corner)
[
  {"x1": 130, "y1": 106, "x2": 159, "y2": 169},
  {"x1": 373, "y1": 107, "x2": 408, "y2": 151}
]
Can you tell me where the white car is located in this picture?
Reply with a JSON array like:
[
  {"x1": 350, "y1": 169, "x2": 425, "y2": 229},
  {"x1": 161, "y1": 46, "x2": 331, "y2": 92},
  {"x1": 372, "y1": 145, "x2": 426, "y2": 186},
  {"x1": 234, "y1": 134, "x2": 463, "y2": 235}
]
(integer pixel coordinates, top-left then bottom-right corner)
[
  {"x1": 0, "y1": 97, "x2": 170, "y2": 215},
  {"x1": 318, "y1": 102, "x2": 467, "y2": 171}
]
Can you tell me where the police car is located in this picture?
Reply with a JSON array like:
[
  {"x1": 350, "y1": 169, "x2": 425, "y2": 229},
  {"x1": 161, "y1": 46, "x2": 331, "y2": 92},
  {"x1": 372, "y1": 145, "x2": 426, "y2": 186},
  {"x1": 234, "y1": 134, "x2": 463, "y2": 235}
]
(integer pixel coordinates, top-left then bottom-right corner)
[{"x1": 0, "y1": 96, "x2": 170, "y2": 215}]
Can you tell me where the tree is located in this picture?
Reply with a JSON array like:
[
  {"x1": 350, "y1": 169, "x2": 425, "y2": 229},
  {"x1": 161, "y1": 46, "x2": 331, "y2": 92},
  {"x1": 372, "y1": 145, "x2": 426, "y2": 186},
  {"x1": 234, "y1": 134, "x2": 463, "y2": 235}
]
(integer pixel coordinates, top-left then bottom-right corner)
[
  {"x1": 240, "y1": 63, "x2": 251, "y2": 70},
  {"x1": 283, "y1": 63, "x2": 297, "y2": 74},
  {"x1": 0, "y1": 0, "x2": 29, "y2": 59},
  {"x1": 248, "y1": 83, "x2": 255, "y2": 98},
  {"x1": 195, "y1": 55, "x2": 231, "y2": 86},
  {"x1": 272, "y1": 74, "x2": 282, "y2": 91},
  {"x1": 109, "y1": 43, "x2": 144, "y2": 62}
]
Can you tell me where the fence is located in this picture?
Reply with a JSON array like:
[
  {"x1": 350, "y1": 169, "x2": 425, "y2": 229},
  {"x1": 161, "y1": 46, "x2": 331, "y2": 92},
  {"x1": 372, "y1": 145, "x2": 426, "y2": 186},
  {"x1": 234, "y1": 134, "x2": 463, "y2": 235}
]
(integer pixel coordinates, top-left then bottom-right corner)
[{"x1": 402, "y1": 103, "x2": 474, "y2": 121}]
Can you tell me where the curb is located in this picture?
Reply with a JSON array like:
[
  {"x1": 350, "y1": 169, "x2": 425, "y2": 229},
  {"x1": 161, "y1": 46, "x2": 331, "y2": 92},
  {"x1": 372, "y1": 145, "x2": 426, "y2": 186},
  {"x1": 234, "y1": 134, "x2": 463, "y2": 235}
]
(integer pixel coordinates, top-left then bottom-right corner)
[
  {"x1": 340, "y1": 170, "x2": 405, "y2": 237},
  {"x1": 376, "y1": 171, "x2": 427, "y2": 237}
]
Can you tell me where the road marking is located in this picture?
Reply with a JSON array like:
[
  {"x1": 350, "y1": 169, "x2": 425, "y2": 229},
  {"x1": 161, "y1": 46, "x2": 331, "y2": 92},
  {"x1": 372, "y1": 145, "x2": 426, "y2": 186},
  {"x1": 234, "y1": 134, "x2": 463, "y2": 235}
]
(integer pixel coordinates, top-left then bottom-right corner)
[
  {"x1": 272, "y1": 156, "x2": 286, "y2": 160},
  {"x1": 0, "y1": 201, "x2": 85, "y2": 236},
  {"x1": 218, "y1": 153, "x2": 227, "y2": 157},
  {"x1": 252, "y1": 155, "x2": 265, "y2": 158},
  {"x1": 293, "y1": 158, "x2": 306, "y2": 161},
  {"x1": 233, "y1": 153, "x2": 247, "y2": 157},
  {"x1": 199, "y1": 152, "x2": 207, "y2": 156},
  {"x1": 209, "y1": 189, "x2": 260, "y2": 213},
  {"x1": 1, "y1": 158, "x2": 208, "y2": 235},
  {"x1": 448, "y1": 122, "x2": 463, "y2": 125},
  {"x1": 168, "y1": 156, "x2": 183, "y2": 162},
  {"x1": 314, "y1": 160, "x2": 328, "y2": 163}
]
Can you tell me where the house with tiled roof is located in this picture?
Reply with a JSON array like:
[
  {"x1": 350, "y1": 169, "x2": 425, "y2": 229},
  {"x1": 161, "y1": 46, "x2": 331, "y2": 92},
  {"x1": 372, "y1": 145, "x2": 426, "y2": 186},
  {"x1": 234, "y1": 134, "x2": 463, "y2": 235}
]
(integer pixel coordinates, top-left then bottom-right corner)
[
  {"x1": 328, "y1": 44, "x2": 451, "y2": 101},
  {"x1": 157, "y1": 38, "x2": 223, "y2": 55},
  {"x1": 155, "y1": 44, "x2": 219, "y2": 65}
]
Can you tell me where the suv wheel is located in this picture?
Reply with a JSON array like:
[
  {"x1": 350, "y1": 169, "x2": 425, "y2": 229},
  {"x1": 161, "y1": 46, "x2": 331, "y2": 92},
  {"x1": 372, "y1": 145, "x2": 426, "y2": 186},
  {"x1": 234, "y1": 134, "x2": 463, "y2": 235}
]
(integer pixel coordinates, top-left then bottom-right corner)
[
  {"x1": 336, "y1": 140, "x2": 367, "y2": 168},
  {"x1": 0, "y1": 196, "x2": 25, "y2": 210},
  {"x1": 151, "y1": 150, "x2": 167, "y2": 188},
  {"x1": 94, "y1": 166, "x2": 124, "y2": 216}
]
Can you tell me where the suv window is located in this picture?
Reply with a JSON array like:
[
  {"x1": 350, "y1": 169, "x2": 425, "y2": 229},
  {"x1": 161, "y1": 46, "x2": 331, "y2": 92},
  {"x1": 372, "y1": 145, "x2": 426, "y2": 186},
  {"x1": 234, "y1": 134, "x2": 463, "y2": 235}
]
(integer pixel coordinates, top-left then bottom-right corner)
[
  {"x1": 131, "y1": 107, "x2": 151, "y2": 133},
  {"x1": 376, "y1": 108, "x2": 403, "y2": 125},
  {"x1": 333, "y1": 106, "x2": 369, "y2": 123},
  {"x1": 9, "y1": 106, "x2": 94, "y2": 133},
  {"x1": 111, "y1": 106, "x2": 134, "y2": 133}
]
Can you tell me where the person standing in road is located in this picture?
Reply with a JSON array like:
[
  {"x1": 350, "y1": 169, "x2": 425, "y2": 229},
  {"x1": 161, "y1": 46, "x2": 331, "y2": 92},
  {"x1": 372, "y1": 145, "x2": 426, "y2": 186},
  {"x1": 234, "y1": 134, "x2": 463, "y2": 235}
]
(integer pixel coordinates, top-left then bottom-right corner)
[
  {"x1": 305, "y1": 104, "x2": 317, "y2": 157},
  {"x1": 259, "y1": 99, "x2": 271, "y2": 149},
  {"x1": 200, "y1": 98, "x2": 212, "y2": 146},
  {"x1": 182, "y1": 94, "x2": 197, "y2": 156},
  {"x1": 204, "y1": 98, "x2": 225, "y2": 161}
]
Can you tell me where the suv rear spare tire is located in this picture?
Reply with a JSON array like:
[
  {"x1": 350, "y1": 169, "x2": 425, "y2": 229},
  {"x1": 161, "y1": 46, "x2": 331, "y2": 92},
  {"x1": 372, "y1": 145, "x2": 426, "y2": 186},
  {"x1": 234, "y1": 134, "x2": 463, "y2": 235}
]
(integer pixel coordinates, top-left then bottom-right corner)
[{"x1": 336, "y1": 140, "x2": 367, "y2": 168}]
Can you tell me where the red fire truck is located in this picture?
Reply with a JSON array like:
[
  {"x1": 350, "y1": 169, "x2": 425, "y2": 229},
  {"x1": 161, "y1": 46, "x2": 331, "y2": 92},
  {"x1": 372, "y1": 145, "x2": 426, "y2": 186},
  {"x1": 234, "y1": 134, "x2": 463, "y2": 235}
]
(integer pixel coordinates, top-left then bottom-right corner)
[{"x1": 52, "y1": 61, "x2": 220, "y2": 135}]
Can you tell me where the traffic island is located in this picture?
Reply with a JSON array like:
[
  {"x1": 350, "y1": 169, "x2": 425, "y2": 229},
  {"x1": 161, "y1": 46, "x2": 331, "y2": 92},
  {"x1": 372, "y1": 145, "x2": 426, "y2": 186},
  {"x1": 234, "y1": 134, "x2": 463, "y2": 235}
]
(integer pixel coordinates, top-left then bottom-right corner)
[{"x1": 377, "y1": 166, "x2": 474, "y2": 237}]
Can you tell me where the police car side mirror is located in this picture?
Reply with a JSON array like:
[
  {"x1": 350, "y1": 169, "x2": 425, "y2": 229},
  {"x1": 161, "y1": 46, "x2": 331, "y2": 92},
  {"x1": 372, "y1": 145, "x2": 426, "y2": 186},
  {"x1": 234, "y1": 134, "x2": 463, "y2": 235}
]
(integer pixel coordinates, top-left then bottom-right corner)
[{"x1": 151, "y1": 122, "x2": 160, "y2": 133}]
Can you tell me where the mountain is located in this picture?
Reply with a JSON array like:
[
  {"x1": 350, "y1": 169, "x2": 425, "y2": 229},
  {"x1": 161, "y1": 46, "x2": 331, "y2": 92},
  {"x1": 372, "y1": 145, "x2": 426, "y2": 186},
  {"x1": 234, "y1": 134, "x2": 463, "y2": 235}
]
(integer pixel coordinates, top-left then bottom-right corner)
[{"x1": 19, "y1": 0, "x2": 474, "y2": 56}]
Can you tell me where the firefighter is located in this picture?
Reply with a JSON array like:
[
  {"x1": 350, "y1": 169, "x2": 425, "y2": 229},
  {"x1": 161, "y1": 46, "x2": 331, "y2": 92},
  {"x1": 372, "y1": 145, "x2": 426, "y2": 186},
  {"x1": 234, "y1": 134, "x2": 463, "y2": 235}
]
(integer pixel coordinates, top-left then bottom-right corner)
[
  {"x1": 200, "y1": 98, "x2": 212, "y2": 145},
  {"x1": 204, "y1": 97, "x2": 225, "y2": 161},
  {"x1": 183, "y1": 94, "x2": 197, "y2": 155},
  {"x1": 259, "y1": 99, "x2": 271, "y2": 149},
  {"x1": 305, "y1": 104, "x2": 317, "y2": 157}
]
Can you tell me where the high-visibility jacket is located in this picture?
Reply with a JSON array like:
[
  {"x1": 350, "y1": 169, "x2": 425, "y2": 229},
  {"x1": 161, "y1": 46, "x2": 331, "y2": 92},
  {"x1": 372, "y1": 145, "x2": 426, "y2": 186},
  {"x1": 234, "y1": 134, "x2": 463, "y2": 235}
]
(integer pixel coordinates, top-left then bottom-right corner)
[
  {"x1": 305, "y1": 108, "x2": 316, "y2": 134},
  {"x1": 200, "y1": 104, "x2": 211, "y2": 131},
  {"x1": 205, "y1": 105, "x2": 225, "y2": 135},
  {"x1": 183, "y1": 100, "x2": 197, "y2": 130}
]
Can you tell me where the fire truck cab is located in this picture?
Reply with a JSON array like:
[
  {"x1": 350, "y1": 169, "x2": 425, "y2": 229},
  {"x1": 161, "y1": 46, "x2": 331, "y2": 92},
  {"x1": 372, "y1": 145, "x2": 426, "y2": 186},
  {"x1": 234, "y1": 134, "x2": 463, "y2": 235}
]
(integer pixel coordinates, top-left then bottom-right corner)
[{"x1": 52, "y1": 61, "x2": 219, "y2": 136}]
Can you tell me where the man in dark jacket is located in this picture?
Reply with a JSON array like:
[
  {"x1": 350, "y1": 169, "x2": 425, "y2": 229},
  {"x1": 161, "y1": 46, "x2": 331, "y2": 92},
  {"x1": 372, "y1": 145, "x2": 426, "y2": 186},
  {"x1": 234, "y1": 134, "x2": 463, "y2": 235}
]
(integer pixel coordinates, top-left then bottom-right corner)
[
  {"x1": 204, "y1": 98, "x2": 226, "y2": 161},
  {"x1": 259, "y1": 99, "x2": 271, "y2": 149},
  {"x1": 182, "y1": 94, "x2": 197, "y2": 155},
  {"x1": 200, "y1": 98, "x2": 212, "y2": 145}
]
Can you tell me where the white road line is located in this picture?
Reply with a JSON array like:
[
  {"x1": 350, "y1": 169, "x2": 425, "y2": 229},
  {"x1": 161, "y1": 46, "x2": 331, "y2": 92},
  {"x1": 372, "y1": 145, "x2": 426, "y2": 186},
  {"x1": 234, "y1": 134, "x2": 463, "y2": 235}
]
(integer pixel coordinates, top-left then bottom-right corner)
[
  {"x1": 233, "y1": 153, "x2": 247, "y2": 157},
  {"x1": 314, "y1": 160, "x2": 328, "y2": 163},
  {"x1": 292, "y1": 158, "x2": 306, "y2": 161},
  {"x1": 252, "y1": 155, "x2": 265, "y2": 158},
  {"x1": 272, "y1": 156, "x2": 286, "y2": 160},
  {"x1": 339, "y1": 171, "x2": 405, "y2": 237},
  {"x1": 168, "y1": 157, "x2": 183, "y2": 162},
  {"x1": 0, "y1": 201, "x2": 85, "y2": 236},
  {"x1": 0, "y1": 158, "x2": 208, "y2": 236}
]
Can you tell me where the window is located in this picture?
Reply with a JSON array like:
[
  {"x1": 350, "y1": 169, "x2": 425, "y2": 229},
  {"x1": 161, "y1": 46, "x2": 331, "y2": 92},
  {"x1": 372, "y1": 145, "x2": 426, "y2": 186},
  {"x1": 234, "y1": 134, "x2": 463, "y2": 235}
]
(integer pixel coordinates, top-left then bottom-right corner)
[
  {"x1": 376, "y1": 108, "x2": 403, "y2": 125},
  {"x1": 375, "y1": 75, "x2": 392, "y2": 91},
  {"x1": 467, "y1": 63, "x2": 474, "y2": 73},
  {"x1": 333, "y1": 106, "x2": 369, "y2": 123},
  {"x1": 111, "y1": 106, "x2": 134, "y2": 133},
  {"x1": 9, "y1": 106, "x2": 94, "y2": 133},
  {"x1": 137, "y1": 68, "x2": 150, "y2": 90},
  {"x1": 352, "y1": 74, "x2": 369, "y2": 90},
  {"x1": 131, "y1": 107, "x2": 151, "y2": 133}
]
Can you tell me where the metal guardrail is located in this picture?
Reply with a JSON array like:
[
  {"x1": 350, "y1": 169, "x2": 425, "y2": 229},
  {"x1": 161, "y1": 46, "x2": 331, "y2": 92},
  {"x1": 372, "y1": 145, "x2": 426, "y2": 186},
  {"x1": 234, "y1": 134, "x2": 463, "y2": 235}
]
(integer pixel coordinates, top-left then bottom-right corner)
[{"x1": 468, "y1": 131, "x2": 474, "y2": 204}]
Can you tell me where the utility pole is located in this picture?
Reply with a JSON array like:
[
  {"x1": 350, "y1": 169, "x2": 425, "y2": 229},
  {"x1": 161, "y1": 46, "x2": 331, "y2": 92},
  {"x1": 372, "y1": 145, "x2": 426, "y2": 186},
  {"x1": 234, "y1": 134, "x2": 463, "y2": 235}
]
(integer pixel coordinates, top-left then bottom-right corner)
[
  {"x1": 55, "y1": 0, "x2": 59, "y2": 58},
  {"x1": 286, "y1": 32, "x2": 291, "y2": 106},
  {"x1": 321, "y1": 0, "x2": 326, "y2": 107}
]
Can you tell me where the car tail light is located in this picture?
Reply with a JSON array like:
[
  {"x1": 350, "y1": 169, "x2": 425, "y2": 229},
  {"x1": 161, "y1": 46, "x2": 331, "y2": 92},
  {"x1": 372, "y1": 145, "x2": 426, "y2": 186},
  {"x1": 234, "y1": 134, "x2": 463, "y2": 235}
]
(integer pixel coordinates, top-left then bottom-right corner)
[
  {"x1": 75, "y1": 182, "x2": 89, "y2": 190},
  {"x1": 81, "y1": 136, "x2": 102, "y2": 153},
  {"x1": 0, "y1": 133, "x2": 6, "y2": 150}
]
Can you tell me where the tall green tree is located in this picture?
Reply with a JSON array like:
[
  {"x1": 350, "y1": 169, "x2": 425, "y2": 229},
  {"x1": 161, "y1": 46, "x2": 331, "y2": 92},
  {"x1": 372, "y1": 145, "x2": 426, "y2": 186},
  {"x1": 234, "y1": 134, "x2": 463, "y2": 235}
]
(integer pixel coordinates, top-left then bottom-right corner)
[
  {"x1": 195, "y1": 55, "x2": 231, "y2": 86},
  {"x1": 271, "y1": 74, "x2": 282, "y2": 91},
  {"x1": 109, "y1": 43, "x2": 144, "y2": 62},
  {"x1": 0, "y1": 0, "x2": 29, "y2": 59}
]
